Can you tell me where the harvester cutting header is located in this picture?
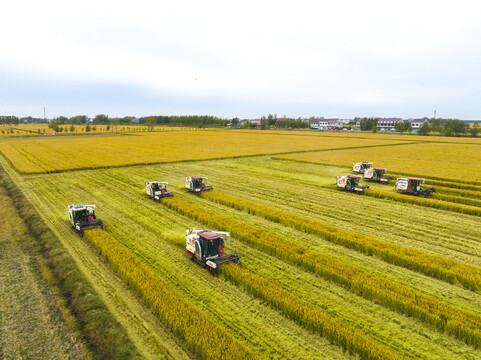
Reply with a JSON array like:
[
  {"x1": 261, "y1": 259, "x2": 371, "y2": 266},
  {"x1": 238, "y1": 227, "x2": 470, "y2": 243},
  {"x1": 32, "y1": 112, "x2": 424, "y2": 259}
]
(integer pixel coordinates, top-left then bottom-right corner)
[{"x1": 186, "y1": 228, "x2": 240, "y2": 273}]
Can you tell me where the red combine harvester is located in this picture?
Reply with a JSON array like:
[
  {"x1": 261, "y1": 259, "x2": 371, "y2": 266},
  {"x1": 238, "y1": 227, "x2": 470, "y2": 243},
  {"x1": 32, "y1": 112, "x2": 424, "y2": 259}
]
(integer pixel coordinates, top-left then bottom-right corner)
[
  {"x1": 186, "y1": 229, "x2": 240, "y2": 274},
  {"x1": 364, "y1": 168, "x2": 393, "y2": 184},
  {"x1": 336, "y1": 175, "x2": 369, "y2": 194},
  {"x1": 186, "y1": 176, "x2": 213, "y2": 195},
  {"x1": 68, "y1": 204, "x2": 104, "y2": 236},
  {"x1": 395, "y1": 177, "x2": 436, "y2": 197},
  {"x1": 146, "y1": 181, "x2": 174, "y2": 201}
]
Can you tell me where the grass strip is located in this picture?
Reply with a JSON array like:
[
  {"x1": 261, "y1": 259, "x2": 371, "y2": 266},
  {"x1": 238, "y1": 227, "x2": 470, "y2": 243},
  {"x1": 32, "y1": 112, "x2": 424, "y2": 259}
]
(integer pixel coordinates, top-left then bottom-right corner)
[
  {"x1": 202, "y1": 191, "x2": 481, "y2": 291},
  {"x1": 221, "y1": 263, "x2": 401, "y2": 360},
  {"x1": 0, "y1": 167, "x2": 142, "y2": 360},
  {"x1": 161, "y1": 197, "x2": 481, "y2": 348},
  {"x1": 83, "y1": 228, "x2": 257, "y2": 360}
]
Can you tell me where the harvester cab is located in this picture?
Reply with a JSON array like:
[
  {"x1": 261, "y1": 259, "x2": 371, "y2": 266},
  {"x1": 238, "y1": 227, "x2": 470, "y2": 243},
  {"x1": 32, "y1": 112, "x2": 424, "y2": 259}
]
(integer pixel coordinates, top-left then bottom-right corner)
[
  {"x1": 68, "y1": 204, "x2": 104, "y2": 236},
  {"x1": 364, "y1": 168, "x2": 393, "y2": 184},
  {"x1": 186, "y1": 229, "x2": 240, "y2": 274},
  {"x1": 337, "y1": 175, "x2": 369, "y2": 194},
  {"x1": 146, "y1": 181, "x2": 174, "y2": 201},
  {"x1": 395, "y1": 178, "x2": 436, "y2": 197},
  {"x1": 186, "y1": 176, "x2": 213, "y2": 195},
  {"x1": 353, "y1": 162, "x2": 373, "y2": 174}
]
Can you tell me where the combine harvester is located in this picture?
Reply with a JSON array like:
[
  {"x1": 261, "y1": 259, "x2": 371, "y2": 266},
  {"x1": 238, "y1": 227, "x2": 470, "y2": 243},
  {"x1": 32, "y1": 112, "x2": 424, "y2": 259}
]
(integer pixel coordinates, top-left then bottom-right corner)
[
  {"x1": 186, "y1": 176, "x2": 213, "y2": 195},
  {"x1": 186, "y1": 228, "x2": 241, "y2": 274},
  {"x1": 68, "y1": 204, "x2": 104, "y2": 236},
  {"x1": 352, "y1": 162, "x2": 373, "y2": 174},
  {"x1": 395, "y1": 178, "x2": 436, "y2": 197},
  {"x1": 337, "y1": 175, "x2": 369, "y2": 194},
  {"x1": 146, "y1": 181, "x2": 174, "y2": 201},
  {"x1": 364, "y1": 167, "x2": 393, "y2": 184}
]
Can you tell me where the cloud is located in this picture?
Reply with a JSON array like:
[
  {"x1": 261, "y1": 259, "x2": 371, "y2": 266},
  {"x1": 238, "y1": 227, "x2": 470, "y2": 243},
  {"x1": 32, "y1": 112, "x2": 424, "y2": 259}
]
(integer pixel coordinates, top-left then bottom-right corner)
[{"x1": 1, "y1": 0, "x2": 481, "y2": 118}]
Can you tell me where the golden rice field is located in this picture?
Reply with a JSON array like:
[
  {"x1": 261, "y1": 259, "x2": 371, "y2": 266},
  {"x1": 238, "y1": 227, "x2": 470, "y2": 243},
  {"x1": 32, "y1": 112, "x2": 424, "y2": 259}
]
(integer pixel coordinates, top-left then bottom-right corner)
[
  {"x1": 0, "y1": 123, "x2": 197, "y2": 136},
  {"x1": 276, "y1": 141, "x2": 481, "y2": 182},
  {"x1": 0, "y1": 129, "x2": 410, "y2": 174},
  {"x1": 1, "y1": 129, "x2": 481, "y2": 359}
]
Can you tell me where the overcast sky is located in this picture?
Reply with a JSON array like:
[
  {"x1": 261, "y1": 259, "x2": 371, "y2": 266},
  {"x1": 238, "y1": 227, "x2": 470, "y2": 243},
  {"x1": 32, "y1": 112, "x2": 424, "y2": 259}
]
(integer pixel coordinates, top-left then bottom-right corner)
[{"x1": 1, "y1": 0, "x2": 481, "y2": 119}]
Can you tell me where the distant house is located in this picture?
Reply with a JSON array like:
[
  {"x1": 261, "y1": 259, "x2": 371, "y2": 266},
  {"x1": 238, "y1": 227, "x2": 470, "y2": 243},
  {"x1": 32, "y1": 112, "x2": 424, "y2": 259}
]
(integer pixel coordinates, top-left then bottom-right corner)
[
  {"x1": 410, "y1": 118, "x2": 428, "y2": 132},
  {"x1": 377, "y1": 118, "x2": 403, "y2": 131},
  {"x1": 310, "y1": 118, "x2": 321, "y2": 128}
]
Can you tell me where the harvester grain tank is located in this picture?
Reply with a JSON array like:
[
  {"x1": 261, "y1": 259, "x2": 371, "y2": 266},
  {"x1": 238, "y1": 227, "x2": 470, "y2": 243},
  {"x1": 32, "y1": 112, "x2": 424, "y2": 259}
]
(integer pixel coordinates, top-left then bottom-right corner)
[
  {"x1": 186, "y1": 228, "x2": 240, "y2": 274},
  {"x1": 186, "y1": 176, "x2": 213, "y2": 194},
  {"x1": 337, "y1": 175, "x2": 369, "y2": 194},
  {"x1": 353, "y1": 162, "x2": 373, "y2": 174},
  {"x1": 68, "y1": 204, "x2": 104, "y2": 236},
  {"x1": 364, "y1": 168, "x2": 393, "y2": 184},
  {"x1": 146, "y1": 181, "x2": 174, "y2": 201},
  {"x1": 395, "y1": 178, "x2": 436, "y2": 197}
]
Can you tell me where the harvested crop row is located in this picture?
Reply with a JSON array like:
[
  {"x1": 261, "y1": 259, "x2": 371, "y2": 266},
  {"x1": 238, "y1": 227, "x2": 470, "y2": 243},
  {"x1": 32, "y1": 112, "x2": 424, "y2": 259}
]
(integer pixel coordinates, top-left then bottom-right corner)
[
  {"x1": 161, "y1": 197, "x2": 481, "y2": 347},
  {"x1": 221, "y1": 263, "x2": 400, "y2": 360},
  {"x1": 201, "y1": 191, "x2": 481, "y2": 291},
  {"x1": 83, "y1": 228, "x2": 257, "y2": 360}
]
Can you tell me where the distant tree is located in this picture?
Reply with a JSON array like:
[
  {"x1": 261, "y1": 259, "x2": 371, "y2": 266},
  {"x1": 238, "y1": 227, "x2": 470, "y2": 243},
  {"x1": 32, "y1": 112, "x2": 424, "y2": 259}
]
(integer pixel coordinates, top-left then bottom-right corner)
[
  {"x1": 231, "y1": 117, "x2": 240, "y2": 128},
  {"x1": 69, "y1": 124, "x2": 75, "y2": 132},
  {"x1": 418, "y1": 121, "x2": 430, "y2": 136},
  {"x1": 146, "y1": 117, "x2": 155, "y2": 131},
  {"x1": 85, "y1": 124, "x2": 91, "y2": 132},
  {"x1": 260, "y1": 116, "x2": 268, "y2": 130},
  {"x1": 267, "y1": 113, "x2": 277, "y2": 127},
  {"x1": 372, "y1": 126, "x2": 378, "y2": 133},
  {"x1": 94, "y1": 114, "x2": 109, "y2": 124},
  {"x1": 56, "y1": 116, "x2": 68, "y2": 125},
  {"x1": 106, "y1": 125, "x2": 110, "y2": 131},
  {"x1": 395, "y1": 120, "x2": 412, "y2": 134},
  {"x1": 469, "y1": 122, "x2": 480, "y2": 137}
]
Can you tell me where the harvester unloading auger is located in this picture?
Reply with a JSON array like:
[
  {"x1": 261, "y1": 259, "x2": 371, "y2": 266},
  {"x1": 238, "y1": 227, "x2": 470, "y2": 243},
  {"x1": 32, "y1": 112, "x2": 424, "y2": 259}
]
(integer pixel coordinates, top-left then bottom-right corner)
[
  {"x1": 68, "y1": 204, "x2": 104, "y2": 236},
  {"x1": 146, "y1": 181, "x2": 174, "y2": 201},
  {"x1": 186, "y1": 176, "x2": 213, "y2": 195},
  {"x1": 395, "y1": 178, "x2": 436, "y2": 197},
  {"x1": 186, "y1": 229, "x2": 241, "y2": 274}
]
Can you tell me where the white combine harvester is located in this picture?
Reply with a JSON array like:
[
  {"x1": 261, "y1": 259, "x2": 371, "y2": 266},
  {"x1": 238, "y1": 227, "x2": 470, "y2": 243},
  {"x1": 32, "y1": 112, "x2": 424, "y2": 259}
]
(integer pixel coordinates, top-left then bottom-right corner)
[
  {"x1": 146, "y1": 181, "x2": 174, "y2": 201},
  {"x1": 363, "y1": 168, "x2": 393, "y2": 184},
  {"x1": 186, "y1": 176, "x2": 213, "y2": 195},
  {"x1": 186, "y1": 228, "x2": 240, "y2": 274},
  {"x1": 68, "y1": 204, "x2": 104, "y2": 236},
  {"x1": 352, "y1": 162, "x2": 373, "y2": 174},
  {"x1": 395, "y1": 178, "x2": 436, "y2": 197},
  {"x1": 337, "y1": 175, "x2": 369, "y2": 194}
]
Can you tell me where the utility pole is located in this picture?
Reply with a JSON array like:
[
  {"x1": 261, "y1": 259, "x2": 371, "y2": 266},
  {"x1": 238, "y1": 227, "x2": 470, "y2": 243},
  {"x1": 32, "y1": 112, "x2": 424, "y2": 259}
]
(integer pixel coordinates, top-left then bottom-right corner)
[
  {"x1": 434, "y1": 110, "x2": 436, "y2": 119},
  {"x1": 44, "y1": 107, "x2": 47, "y2": 122}
]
